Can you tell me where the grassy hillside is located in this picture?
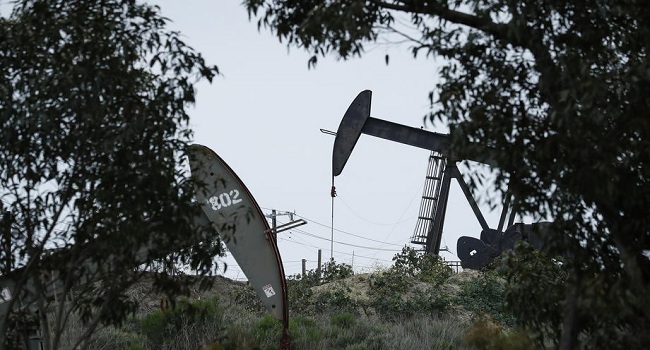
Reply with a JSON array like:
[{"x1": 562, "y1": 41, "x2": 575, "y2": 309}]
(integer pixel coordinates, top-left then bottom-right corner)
[{"x1": 57, "y1": 248, "x2": 536, "y2": 349}]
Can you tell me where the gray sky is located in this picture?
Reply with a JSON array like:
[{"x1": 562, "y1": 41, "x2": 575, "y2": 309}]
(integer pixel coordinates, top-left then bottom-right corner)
[{"x1": 153, "y1": 1, "x2": 504, "y2": 279}]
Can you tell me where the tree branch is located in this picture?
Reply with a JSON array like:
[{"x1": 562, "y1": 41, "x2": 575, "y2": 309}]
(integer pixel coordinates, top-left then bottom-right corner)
[{"x1": 372, "y1": 0, "x2": 510, "y2": 41}]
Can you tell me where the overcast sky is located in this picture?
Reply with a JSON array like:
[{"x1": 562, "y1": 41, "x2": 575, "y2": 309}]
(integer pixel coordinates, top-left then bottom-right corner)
[{"x1": 152, "y1": 1, "x2": 506, "y2": 279}]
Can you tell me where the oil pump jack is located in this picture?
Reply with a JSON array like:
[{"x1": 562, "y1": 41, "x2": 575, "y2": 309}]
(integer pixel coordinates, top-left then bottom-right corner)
[
  {"x1": 0, "y1": 144, "x2": 291, "y2": 350},
  {"x1": 332, "y1": 90, "x2": 547, "y2": 269}
]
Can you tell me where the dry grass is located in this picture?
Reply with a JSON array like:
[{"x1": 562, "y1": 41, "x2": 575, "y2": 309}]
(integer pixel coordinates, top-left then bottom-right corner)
[{"x1": 52, "y1": 268, "x2": 520, "y2": 349}]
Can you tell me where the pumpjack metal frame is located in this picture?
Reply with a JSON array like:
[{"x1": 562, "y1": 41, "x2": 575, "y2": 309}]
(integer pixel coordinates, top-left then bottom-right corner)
[{"x1": 332, "y1": 90, "x2": 545, "y2": 269}]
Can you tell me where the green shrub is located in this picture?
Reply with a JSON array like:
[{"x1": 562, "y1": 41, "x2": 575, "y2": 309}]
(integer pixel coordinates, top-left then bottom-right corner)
[
  {"x1": 232, "y1": 284, "x2": 266, "y2": 314},
  {"x1": 324, "y1": 316, "x2": 385, "y2": 350},
  {"x1": 220, "y1": 325, "x2": 262, "y2": 350},
  {"x1": 367, "y1": 267, "x2": 450, "y2": 318},
  {"x1": 252, "y1": 315, "x2": 283, "y2": 350},
  {"x1": 137, "y1": 296, "x2": 224, "y2": 349},
  {"x1": 320, "y1": 259, "x2": 354, "y2": 283},
  {"x1": 286, "y1": 277, "x2": 315, "y2": 314},
  {"x1": 287, "y1": 259, "x2": 354, "y2": 314},
  {"x1": 391, "y1": 246, "x2": 453, "y2": 285},
  {"x1": 456, "y1": 271, "x2": 515, "y2": 327},
  {"x1": 140, "y1": 310, "x2": 167, "y2": 345},
  {"x1": 288, "y1": 258, "x2": 353, "y2": 288},
  {"x1": 289, "y1": 316, "x2": 323, "y2": 347},
  {"x1": 369, "y1": 288, "x2": 449, "y2": 318},
  {"x1": 464, "y1": 317, "x2": 535, "y2": 350},
  {"x1": 498, "y1": 245, "x2": 566, "y2": 347},
  {"x1": 330, "y1": 313, "x2": 356, "y2": 329},
  {"x1": 313, "y1": 286, "x2": 358, "y2": 313}
]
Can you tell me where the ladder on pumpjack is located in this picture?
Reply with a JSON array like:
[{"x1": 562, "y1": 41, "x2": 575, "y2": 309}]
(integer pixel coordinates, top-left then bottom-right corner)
[{"x1": 410, "y1": 151, "x2": 446, "y2": 247}]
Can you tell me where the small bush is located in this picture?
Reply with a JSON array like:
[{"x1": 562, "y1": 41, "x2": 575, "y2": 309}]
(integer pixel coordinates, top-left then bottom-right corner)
[
  {"x1": 367, "y1": 269, "x2": 450, "y2": 318},
  {"x1": 324, "y1": 316, "x2": 385, "y2": 350},
  {"x1": 498, "y1": 245, "x2": 566, "y2": 346},
  {"x1": 220, "y1": 325, "x2": 262, "y2": 350},
  {"x1": 313, "y1": 286, "x2": 358, "y2": 313},
  {"x1": 289, "y1": 316, "x2": 324, "y2": 348},
  {"x1": 391, "y1": 246, "x2": 453, "y2": 285},
  {"x1": 137, "y1": 296, "x2": 224, "y2": 349},
  {"x1": 288, "y1": 258, "x2": 353, "y2": 288},
  {"x1": 232, "y1": 285, "x2": 266, "y2": 314},
  {"x1": 330, "y1": 313, "x2": 356, "y2": 329},
  {"x1": 464, "y1": 317, "x2": 534, "y2": 350},
  {"x1": 252, "y1": 315, "x2": 283, "y2": 350},
  {"x1": 84, "y1": 327, "x2": 146, "y2": 350},
  {"x1": 287, "y1": 259, "x2": 354, "y2": 314},
  {"x1": 456, "y1": 271, "x2": 515, "y2": 327},
  {"x1": 140, "y1": 310, "x2": 167, "y2": 344}
]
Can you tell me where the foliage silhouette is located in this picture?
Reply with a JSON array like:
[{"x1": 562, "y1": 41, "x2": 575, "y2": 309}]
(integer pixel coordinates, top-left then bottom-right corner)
[
  {"x1": 244, "y1": 1, "x2": 650, "y2": 348},
  {"x1": 0, "y1": 1, "x2": 220, "y2": 348}
]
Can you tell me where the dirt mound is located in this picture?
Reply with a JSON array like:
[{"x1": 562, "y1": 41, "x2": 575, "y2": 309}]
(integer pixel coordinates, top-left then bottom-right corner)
[
  {"x1": 126, "y1": 269, "x2": 484, "y2": 324},
  {"x1": 311, "y1": 273, "x2": 373, "y2": 304},
  {"x1": 126, "y1": 272, "x2": 248, "y2": 314},
  {"x1": 309, "y1": 269, "x2": 482, "y2": 323},
  {"x1": 442, "y1": 269, "x2": 481, "y2": 298}
]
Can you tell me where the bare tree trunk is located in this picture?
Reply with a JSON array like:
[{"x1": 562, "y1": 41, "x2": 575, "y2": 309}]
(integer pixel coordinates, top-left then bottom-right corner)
[{"x1": 559, "y1": 272, "x2": 580, "y2": 350}]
